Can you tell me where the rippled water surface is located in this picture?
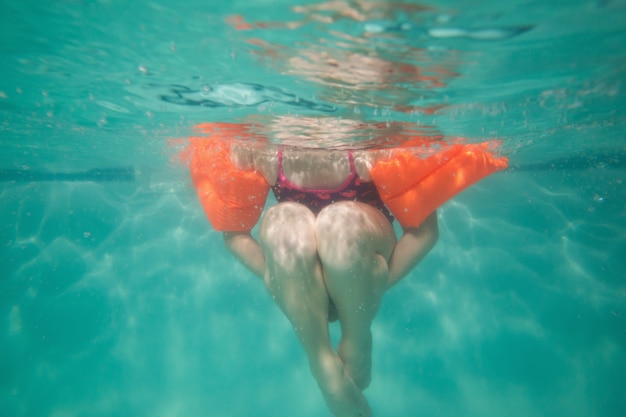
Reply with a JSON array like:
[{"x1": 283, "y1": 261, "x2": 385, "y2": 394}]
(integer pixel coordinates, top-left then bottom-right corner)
[{"x1": 1, "y1": 1, "x2": 625, "y2": 416}]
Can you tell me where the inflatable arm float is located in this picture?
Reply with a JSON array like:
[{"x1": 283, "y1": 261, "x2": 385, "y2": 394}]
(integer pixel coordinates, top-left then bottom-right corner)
[
  {"x1": 370, "y1": 142, "x2": 508, "y2": 228},
  {"x1": 184, "y1": 124, "x2": 270, "y2": 232}
]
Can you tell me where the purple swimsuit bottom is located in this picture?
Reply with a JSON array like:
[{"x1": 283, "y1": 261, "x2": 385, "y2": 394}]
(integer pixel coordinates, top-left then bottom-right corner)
[{"x1": 271, "y1": 150, "x2": 394, "y2": 224}]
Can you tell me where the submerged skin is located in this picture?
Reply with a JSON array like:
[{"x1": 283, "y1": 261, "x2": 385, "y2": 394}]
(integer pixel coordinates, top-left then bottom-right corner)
[{"x1": 223, "y1": 147, "x2": 439, "y2": 417}]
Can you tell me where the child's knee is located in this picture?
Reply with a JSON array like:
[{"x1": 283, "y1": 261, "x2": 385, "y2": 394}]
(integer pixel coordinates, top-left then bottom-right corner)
[
  {"x1": 260, "y1": 203, "x2": 315, "y2": 242},
  {"x1": 316, "y1": 203, "x2": 375, "y2": 268},
  {"x1": 260, "y1": 202, "x2": 318, "y2": 267}
]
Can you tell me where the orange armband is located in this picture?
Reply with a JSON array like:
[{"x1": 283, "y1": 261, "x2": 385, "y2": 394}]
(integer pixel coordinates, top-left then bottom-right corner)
[
  {"x1": 371, "y1": 142, "x2": 508, "y2": 228},
  {"x1": 186, "y1": 136, "x2": 269, "y2": 232}
]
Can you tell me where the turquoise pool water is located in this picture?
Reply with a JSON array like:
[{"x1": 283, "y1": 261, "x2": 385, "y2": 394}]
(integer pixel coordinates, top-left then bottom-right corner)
[{"x1": 1, "y1": 0, "x2": 625, "y2": 416}]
